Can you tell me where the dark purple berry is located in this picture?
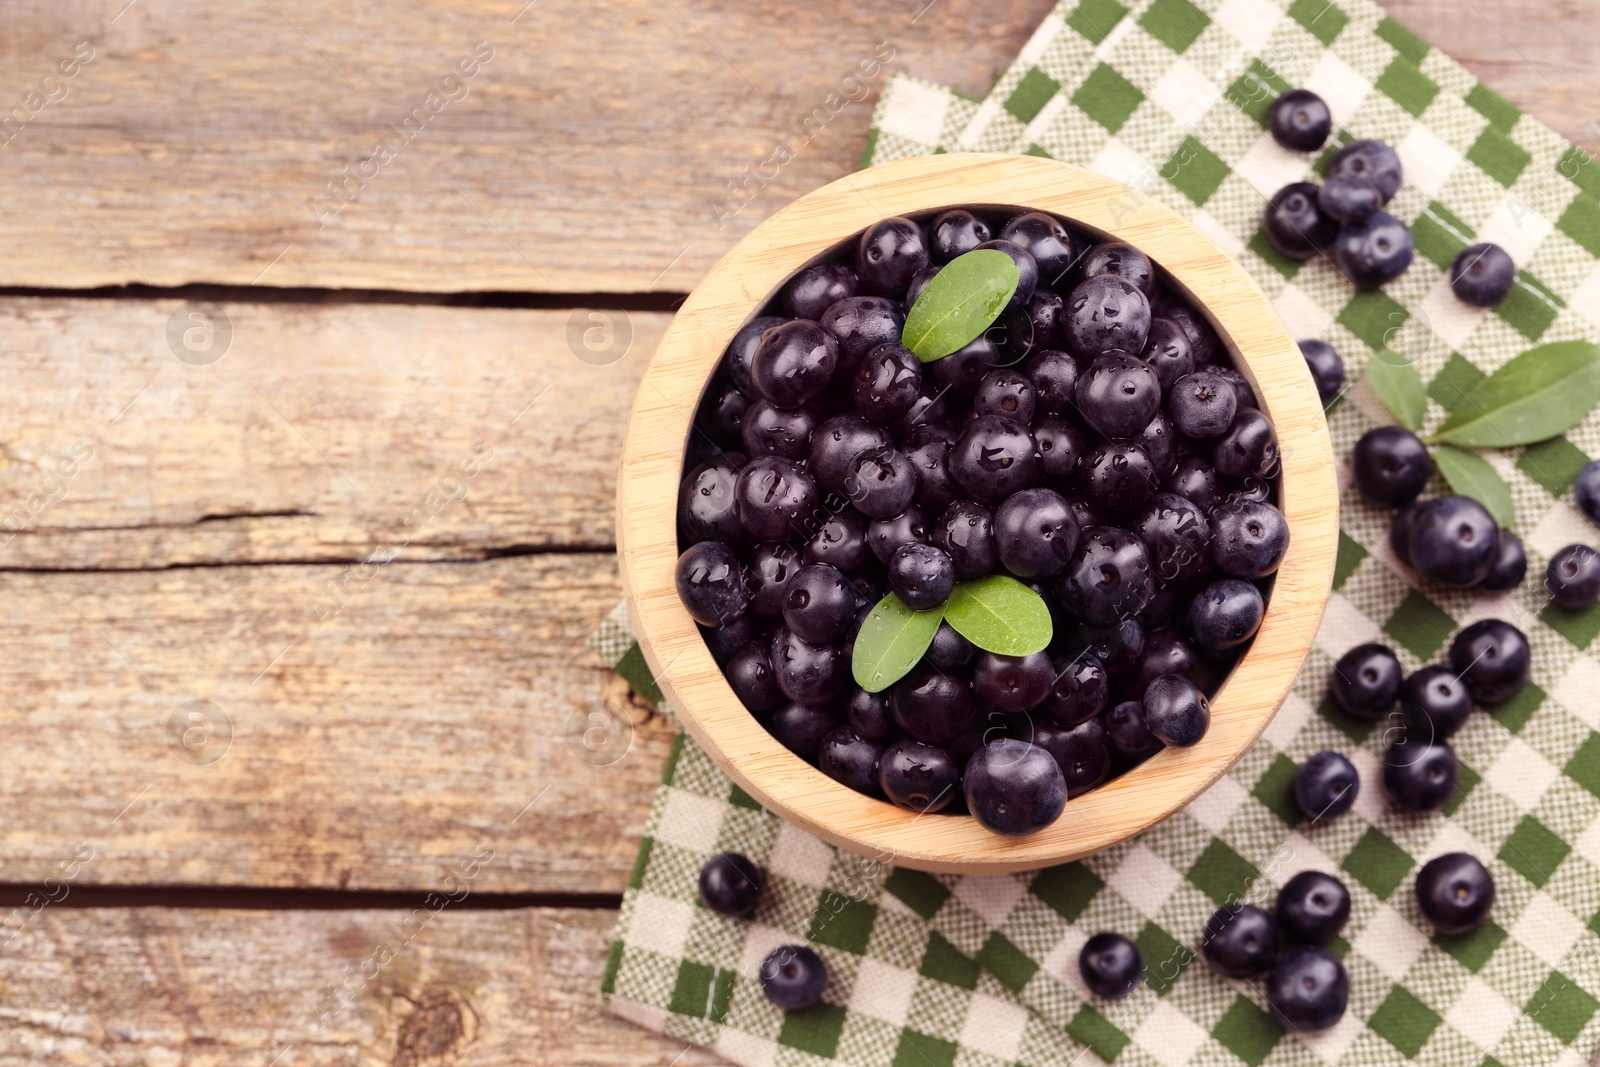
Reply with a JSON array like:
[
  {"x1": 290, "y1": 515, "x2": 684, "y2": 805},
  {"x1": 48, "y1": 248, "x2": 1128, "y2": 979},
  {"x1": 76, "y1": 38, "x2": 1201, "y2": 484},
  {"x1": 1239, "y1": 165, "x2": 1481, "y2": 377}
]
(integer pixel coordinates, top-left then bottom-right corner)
[
  {"x1": 1210, "y1": 499, "x2": 1290, "y2": 578},
  {"x1": 866, "y1": 505, "x2": 930, "y2": 565},
  {"x1": 1267, "y1": 89, "x2": 1331, "y2": 151},
  {"x1": 736, "y1": 457, "x2": 820, "y2": 542},
  {"x1": 964, "y1": 739, "x2": 1067, "y2": 836},
  {"x1": 1081, "y1": 242, "x2": 1154, "y2": 294},
  {"x1": 1331, "y1": 642, "x2": 1401, "y2": 719},
  {"x1": 818, "y1": 727, "x2": 884, "y2": 795},
  {"x1": 1482, "y1": 531, "x2": 1527, "y2": 592},
  {"x1": 770, "y1": 629, "x2": 847, "y2": 705},
  {"x1": 726, "y1": 641, "x2": 782, "y2": 713},
  {"x1": 1187, "y1": 578, "x2": 1264, "y2": 651},
  {"x1": 1382, "y1": 738, "x2": 1458, "y2": 812},
  {"x1": 1295, "y1": 750, "x2": 1359, "y2": 820},
  {"x1": 770, "y1": 700, "x2": 843, "y2": 761},
  {"x1": 888, "y1": 542, "x2": 955, "y2": 609},
  {"x1": 879, "y1": 738, "x2": 960, "y2": 812},
  {"x1": 700, "y1": 852, "x2": 763, "y2": 916},
  {"x1": 783, "y1": 563, "x2": 857, "y2": 643},
  {"x1": 1100, "y1": 699, "x2": 1162, "y2": 761},
  {"x1": 1167, "y1": 371, "x2": 1237, "y2": 438},
  {"x1": 929, "y1": 209, "x2": 992, "y2": 263},
  {"x1": 750, "y1": 320, "x2": 838, "y2": 407},
  {"x1": 821, "y1": 296, "x2": 903, "y2": 365},
  {"x1": 1058, "y1": 526, "x2": 1155, "y2": 625},
  {"x1": 856, "y1": 217, "x2": 929, "y2": 296},
  {"x1": 1317, "y1": 176, "x2": 1382, "y2": 225},
  {"x1": 742, "y1": 399, "x2": 819, "y2": 460},
  {"x1": 926, "y1": 621, "x2": 973, "y2": 671},
  {"x1": 1328, "y1": 138, "x2": 1403, "y2": 202},
  {"x1": 846, "y1": 447, "x2": 919, "y2": 519},
  {"x1": 891, "y1": 664, "x2": 975, "y2": 744},
  {"x1": 1405, "y1": 495, "x2": 1498, "y2": 587},
  {"x1": 1266, "y1": 947, "x2": 1347, "y2": 1032},
  {"x1": 726, "y1": 316, "x2": 786, "y2": 396},
  {"x1": 1451, "y1": 243, "x2": 1515, "y2": 308},
  {"x1": 1142, "y1": 674, "x2": 1209, "y2": 747},
  {"x1": 1034, "y1": 416, "x2": 1090, "y2": 486},
  {"x1": 676, "y1": 541, "x2": 749, "y2": 627},
  {"x1": 1352, "y1": 426, "x2": 1430, "y2": 507},
  {"x1": 1204, "y1": 904, "x2": 1277, "y2": 979},
  {"x1": 1166, "y1": 456, "x2": 1224, "y2": 511},
  {"x1": 973, "y1": 368, "x2": 1037, "y2": 424},
  {"x1": 994, "y1": 487, "x2": 1080, "y2": 579},
  {"x1": 903, "y1": 426, "x2": 960, "y2": 518},
  {"x1": 1065, "y1": 275, "x2": 1152, "y2": 361},
  {"x1": 1298, "y1": 339, "x2": 1344, "y2": 403},
  {"x1": 804, "y1": 508, "x2": 869, "y2": 571},
  {"x1": 1043, "y1": 658, "x2": 1109, "y2": 726},
  {"x1": 1276, "y1": 871, "x2": 1350, "y2": 943},
  {"x1": 951, "y1": 415, "x2": 1040, "y2": 505},
  {"x1": 1416, "y1": 853, "x2": 1494, "y2": 934},
  {"x1": 852, "y1": 343, "x2": 923, "y2": 424},
  {"x1": 1449, "y1": 619, "x2": 1529, "y2": 705},
  {"x1": 748, "y1": 542, "x2": 802, "y2": 619},
  {"x1": 1546, "y1": 543, "x2": 1600, "y2": 609},
  {"x1": 1212, "y1": 410, "x2": 1279, "y2": 482},
  {"x1": 1263, "y1": 182, "x2": 1338, "y2": 259},
  {"x1": 759, "y1": 945, "x2": 827, "y2": 1010},
  {"x1": 1079, "y1": 932, "x2": 1143, "y2": 998},
  {"x1": 783, "y1": 264, "x2": 858, "y2": 320},
  {"x1": 934, "y1": 499, "x2": 998, "y2": 580},
  {"x1": 1025, "y1": 349, "x2": 1079, "y2": 413},
  {"x1": 1140, "y1": 317, "x2": 1194, "y2": 389},
  {"x1": 1334, "y1": 211, "x2": 1414, "y2": 288},
  {"x1": 1399, "y1": 665, "x2": 1472, "y2": 740},
  {"x1": 974, "y1": 238, "x2": 1039, "y2": 311},
  {"x1": 973, "y1": 650, "x2": 1054, "y2": 712},
  {"x1": 1032, "y1": 719, "x2": 1110, "y2": 796},
  {"x1": 1133, "y1": 492, "x2": 1211, "y2": 586},
  {"x1": 846, "y1": 687, "x2": 895, "y2": 742},
  {"x1": 1000, "y1": 212, "x2": 1078, "y2": 286},
  {"x1": 680, "y1": 459, "x2": 745, "y2": 546},
  {"x1": 1080, "y1": 441, "x2": 1160, "y2": 514}
]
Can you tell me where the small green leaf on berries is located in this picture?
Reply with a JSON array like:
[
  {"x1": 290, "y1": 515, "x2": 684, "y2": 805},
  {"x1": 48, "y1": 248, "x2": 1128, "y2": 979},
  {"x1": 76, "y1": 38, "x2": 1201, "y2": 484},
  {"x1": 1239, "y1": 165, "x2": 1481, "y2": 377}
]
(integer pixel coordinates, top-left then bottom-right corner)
[
  {"x1": 902, "y1": 249, "x2": 1019, "y2": 362},
  {"x1": 1365, "y1": 354, "x2": 1426, "y2": 431},
  {"x1": 851, "y1": 593, "x2": 945, "y2": 693},
  {"x1": 1432, "y1": 445, "x2": 1515, "y2": 528},
  {"x1": 942, "y1": 575, "x2": 1052, "y2": 656}
]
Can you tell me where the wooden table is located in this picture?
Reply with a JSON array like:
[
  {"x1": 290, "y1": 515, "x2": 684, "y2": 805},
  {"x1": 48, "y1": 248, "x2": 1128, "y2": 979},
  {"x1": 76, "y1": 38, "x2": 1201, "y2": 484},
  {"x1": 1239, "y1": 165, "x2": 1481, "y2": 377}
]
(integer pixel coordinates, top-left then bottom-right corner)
[{"x1": 0, "y1": 1, "x2": 1589, "y2": 1062}]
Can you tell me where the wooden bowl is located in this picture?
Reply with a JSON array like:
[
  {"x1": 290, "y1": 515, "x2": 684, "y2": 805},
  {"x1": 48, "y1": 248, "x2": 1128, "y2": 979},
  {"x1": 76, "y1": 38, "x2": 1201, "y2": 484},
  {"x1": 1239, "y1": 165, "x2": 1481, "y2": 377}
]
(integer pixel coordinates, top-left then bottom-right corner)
[{"x1": 617, "y1": 153, "x2": 1338, "y2": 873}]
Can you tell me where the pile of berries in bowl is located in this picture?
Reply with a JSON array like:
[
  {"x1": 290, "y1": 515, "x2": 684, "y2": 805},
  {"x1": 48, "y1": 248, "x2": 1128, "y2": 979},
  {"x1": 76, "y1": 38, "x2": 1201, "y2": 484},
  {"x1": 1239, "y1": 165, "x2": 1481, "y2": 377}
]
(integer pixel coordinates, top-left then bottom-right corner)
[{"x1": 674, "y1": 199, "x2": 1295, "y2": 839}]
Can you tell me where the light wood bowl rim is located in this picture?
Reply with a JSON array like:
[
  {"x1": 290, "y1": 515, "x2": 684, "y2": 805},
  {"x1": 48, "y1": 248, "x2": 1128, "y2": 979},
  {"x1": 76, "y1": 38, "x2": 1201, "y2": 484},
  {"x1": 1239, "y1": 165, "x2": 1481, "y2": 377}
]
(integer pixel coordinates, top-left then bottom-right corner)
[{"x1": 617, "y1": 152, "x2": 1338, "y2": 873}]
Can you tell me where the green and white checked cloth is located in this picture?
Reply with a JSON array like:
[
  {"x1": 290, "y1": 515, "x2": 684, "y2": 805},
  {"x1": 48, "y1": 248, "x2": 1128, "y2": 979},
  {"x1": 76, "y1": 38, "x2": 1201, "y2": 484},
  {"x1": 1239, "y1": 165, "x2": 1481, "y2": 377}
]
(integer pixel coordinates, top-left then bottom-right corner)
[{"x1": 596, "y1": 0, "x2": 1600, "y2": 1061}]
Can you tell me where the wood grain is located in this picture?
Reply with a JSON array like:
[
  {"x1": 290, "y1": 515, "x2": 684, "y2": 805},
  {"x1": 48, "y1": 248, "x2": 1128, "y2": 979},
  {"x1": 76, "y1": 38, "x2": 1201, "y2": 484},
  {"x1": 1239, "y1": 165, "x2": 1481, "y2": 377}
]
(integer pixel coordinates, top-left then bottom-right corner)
[
  {"x1": 0, "y1": 0, "x2": 1586, "y2": 294},
  {"x1": 0, "y1": 554, "x2": 674, "y2": 893},
  {"x1": 0, "y1": 300, "x2": 662, "y2": 568},
  {"x1": 0, "y1": 906, "x2": 717, "y2": 1067},
  {"x1": 619, "y1": 153, "x2": 1339, "y2": 873}
]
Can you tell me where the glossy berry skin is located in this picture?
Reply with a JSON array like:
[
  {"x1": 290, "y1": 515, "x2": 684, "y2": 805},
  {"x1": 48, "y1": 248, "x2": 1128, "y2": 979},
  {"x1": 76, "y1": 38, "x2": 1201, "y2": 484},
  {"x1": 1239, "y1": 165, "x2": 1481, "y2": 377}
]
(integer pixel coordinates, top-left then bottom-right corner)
[
  {"x1": 866, "y1": 505, "x2": 930, "y2": 565},
  {"x1": 1081, "y1": 442, "x2": 1160, "y2": 514},
  {"x1": 748, "y1": 543, "x2": 801, "y2": 619},
  {"x1": 725, "y1": 316, "x2": 786, "y2": 396},
  {"x1": 926, "y1": 622, "x2": 973, "y2": 671},
  {"x1": 1101, "y1": 699, "x2": 1162, "y2": 761},
  {"x1": 1003, "y1": 291, "x2": 1068, "y2": 358},
  {"x1": 1295, "y1": 750, "x2": 1359, "y2": 820},
  {"x1": 1574, "y1": 460, "x2": 1600, "y2": 525},
  {"x1": 930, "y1": 209, "x2": 992, "y2": 263},
  {"x1": 702, "y1": 612, "x2": 762, "y2": 665},
  {"x1": 934, "y1": 500, "x2": 999, "y2": 580},
  {"x1": 808, "y1": 416, "x2": 893, "y2": 499},
  {"x1": 847, "y1": 448, "x2": 919, "y2": 520},
  {"x1": 1032, "y1": 719, "x2": 1111, "y2": 797},
  {"x1": 1277, "y1": 871, "x2": 1351, "y2": 944},
  {"x1": 737, "y1": 457, "x2": 819, "y2": 542},
  {"x1": 1267, "y1": 947, "x2": 1348, "y2": 1032},
  {"x1": 1330, "y1": 642, "x2": 1402, "y2": 719},
  {"x1": 964, "y1": 739, "x2": 1067, "y2": 836},
  {"x1": 1079, "y1": 933, "x2": 1143, "y2": 998},
  {"x1": 1133, "y1": 493, "x2": 1211, "y2": 586},
  {"x1": 783, "y1": 264, "x2": 858, "y2": 320},
  {"x1": 818, "y1": 727, "x2": 884, "y2": 796},
  {"x1": 888, "y1": 542, "x2": 955, "y2": 610},
  {"x1": 1167, "y1": 456, "x2": 1224, "y2": 511},
  {"x1": 1263, "y1": 182, "x2": 1338, "y2": 260},
  {"x1": 1383, "y1": 738, "x2": 1459, "y2": 812},
  {"x1": 1142, "y1": 675, "x2": 1210, "y2": 747},
  {"x1": 1000, "y1": 211, "x2": 1078, "y2": 285},
  {"x1": 1482, "y1": 531, "x2": 1527, "y2": 592},
  {"x1": 1405, "y1": 495, "x2": 1499, "y2": 587},
  {"x1": 1167, "y1": 371, "x2": 1237, "y2": 439},
  {"x1": 1162, "y1": 304, "x2": 1220, "y2": 366},
  {"x1": 1351, "y1": 426, "x2": 1431, "y2": 507},
  {"x1": 760, "y1": 946, "x2": 827, "y2": 1010},
  {"x1": 1204, "y1": 904, "x2": 1278, "y2": 979},
  {"x1": 951, "y1": 415, "x2": 1040, "y2": 505},
  {"x1": 1043, "y1": 658, "x2": 1109, "y2": 726},
  {"x1": 680, "y1": 459, "x2": 745, "y2": 546},
  {"x1": 742, "y1": 399, "x2": 819, "y2": 460},
  {"x1": 770, "y1": 629, "x2": 847, "y2": 705},
  {"x1": 1034, "y1": 417, "x2": 1090, "y2": 486},
  {"x1": 1400, "y1": 665, "x2": 1473, "y2": 740},
  {"x1": 902, "y1": 426, "x2": 960, "y2": 518},
  {"x1": 1081, "y1": 241, "x2": 1154, "y2": 294},
  {"x1": 856, "y1": 216, "x2": 929, "y2": 296},
  {"x1": 782, "y1": 563, "x2": 856, "y2": 644},
  {"x1": 846, "y1": 687, "x2": 896, "y2": 742},
  {"x1": 879, "y1": 738, "x2": 961, "y2": 812},
  {"x1": 1210, "y1": 499, "x2": 1290, "y2": 579},
  {"x1": 973, "y1": 369, "x2": 1037, "y2": 425},
  {"x1": 727, "y1": 642, "x2": 783, "y2": 713},
  {"x1": 903, "y1": 266, "x2": 938, "y2": 309},
  {"x1": 1025, "y1": 349, "x2": 1079, "y2": 413},
  {"x1": 1299, "y1": 339, "x2": 1344, "y2": 403},
  {"x1": 1416, "y1": 853, "x2": 1495, "y2": 935},
  {"x1": 770, "y1": 701, "x2": 843, "y2": 761},
  {"x1": 1140, "y1": 318, "x2": 1195, "y2": 389},
  {"x1": 821, "y1": 296, "x2": 904, "y2": 365},
  {"x1": 1210, "y1": 366, "x2": 1258, "y2": 411},
  {"x1": 1328, "y1": 138, "x2": 1403, "y2": 202},
  {"x1": 1137, "y1": 412, "x2": 1178, "y2": 477},
  {"x1": 974, "y1": 239, "x2": 1039, "y2": 311},
  {"x1": 699, "y1": 852, "x2": 764, "y2": 916},
  {"x1": 1069, "y1": 618, "x2": 1146, "y2": 673},
  {"x1": 750, "y1": 320, "x2": 839, "y2": 407},
  {"x1": 891, "y1": 664, "x2": 975, "y2": 744},
  {"x1": 1076, "y1": 354, "x2": 1162, "y2": 438},
  {"x1": 994, "y1": 488, "x2": 1080, "y2": 579},
  {"x1": 930, "y1": 333, "x2": 1004, "y2": 394},
  {"x1": 1334, "y1": 211, "x2": 1414, "y2": 288},
  {"x1": 676, "y1": 542, "x2": 749, "y2": 627},
  {"x1": 1137, "y1": 630, "x2": 1201, "y2": 686},
  {"x1": 1065, "y1": 275, "x2": 1152, "y2": 361},
  {"x1": 853, "y1": 343, "x2": 922, "y2": 424},
  {"x1": 1449, "y1": 619, "x2": 1530, "y2": 705},
  {"x1": 973, "y1": 651, "x2": 1054, "y2": 712},
  {"x1": 702, "y1": 381, "x2": 751, "y2": 445},
  {"x1": 1545, "y1": 543, "x2": 1600, "y2": 609},
  {"x1": 804, "y1": 509, "x2": 869, "y2": 572},
  {"x1": 1317, "y1": 175, "x2": 1382, "y2": 225},
  {"x1": 1187, "y1": 578, "x2": 1264, "y2": 651},
  {"x1": 1267, "y1": 89, "x2": 1331, "y2": 151},
  {"x1": 1212, "y1": 409, "x2": 1279, "y2": 481},
  {"x1": 1059, "y1": 526, "x2": 1155, "y2": 625}
]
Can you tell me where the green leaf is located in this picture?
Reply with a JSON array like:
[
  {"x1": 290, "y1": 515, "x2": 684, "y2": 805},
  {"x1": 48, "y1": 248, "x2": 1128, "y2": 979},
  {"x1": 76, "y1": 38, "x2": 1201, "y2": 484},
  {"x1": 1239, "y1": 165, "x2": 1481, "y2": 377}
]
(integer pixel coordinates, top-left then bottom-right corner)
[
  {"x1": 902, "y1": 249, "x2": 1019, "y2": 362},
  {"x1": 1429, "y1": 341, "x2": 1600, "y2": 447},
  {"x1": 851, "y1": 593, "x2": 944, "y2": 693},
  {"x1": 1365, "y1": 354, "x2": 1426, "y2": 431},
  {"x1": 1432, "y1": 445, "x2": 1515, "y2": 528},
  {"x1": 942, "y1": 575, "x2": 1052, "y2": 656}
]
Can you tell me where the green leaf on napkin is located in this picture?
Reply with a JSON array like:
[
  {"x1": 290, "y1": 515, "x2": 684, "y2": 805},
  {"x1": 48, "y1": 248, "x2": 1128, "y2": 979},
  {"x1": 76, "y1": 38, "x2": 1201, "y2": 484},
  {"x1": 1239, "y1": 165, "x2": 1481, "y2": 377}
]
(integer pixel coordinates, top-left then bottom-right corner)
[
  {"x1": 1365, "y1": 354, "x2": 1426, "y2": 431},
  {"x1": 942, "y1": 575, "x2": 1052, "y2": 656},
  {"x1": 902, "y1": 249, "x2": 1019, "y2": 361},
  {"x1": 852, "y1": 593, "x2": 944, "y2": 692},
  {"x1": 1429, "y1": 341, "x2": 1600, "y2": 447},
  {"x1": 1432, "y1": 444, "x2": 1515, "y2": 528}
]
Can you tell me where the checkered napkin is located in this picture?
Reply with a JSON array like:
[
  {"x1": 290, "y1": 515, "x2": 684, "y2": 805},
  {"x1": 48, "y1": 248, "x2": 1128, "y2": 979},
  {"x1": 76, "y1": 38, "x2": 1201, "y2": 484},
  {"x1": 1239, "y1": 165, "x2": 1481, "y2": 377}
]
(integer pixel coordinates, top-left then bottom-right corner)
[{"x1": 596, "y1": 0, "x2": 1600, "y2": 1061}]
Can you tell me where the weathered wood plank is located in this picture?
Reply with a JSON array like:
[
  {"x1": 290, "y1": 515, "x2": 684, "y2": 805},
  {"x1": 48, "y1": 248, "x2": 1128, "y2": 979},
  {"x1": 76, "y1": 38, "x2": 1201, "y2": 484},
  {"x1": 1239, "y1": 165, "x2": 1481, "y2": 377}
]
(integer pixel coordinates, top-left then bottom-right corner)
[
  {"x1": 0, "y1": 554, "x2": 673, "y2": 893},
  {"x1": 0, "y1": 300, "x2": 662, "y2": 567},
  {"x1": 0, "y1": 906, "x2": 719, "y2": 1067},
  {"x1": 0, "y1": 0, "x2": 1055, "y2": 293}
]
